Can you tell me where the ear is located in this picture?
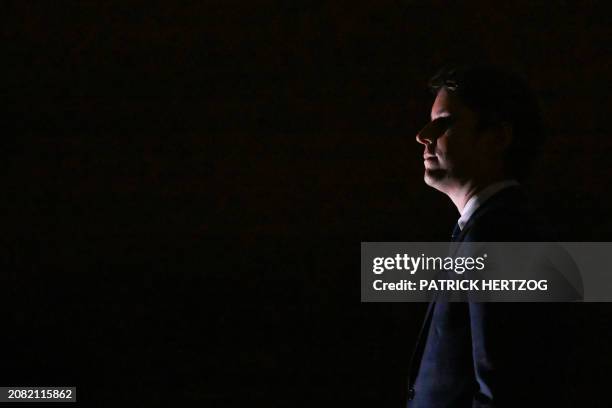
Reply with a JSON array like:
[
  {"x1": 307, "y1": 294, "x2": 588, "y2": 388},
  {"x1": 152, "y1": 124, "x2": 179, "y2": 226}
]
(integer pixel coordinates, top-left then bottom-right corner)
[{"x1": 493, "y1": 122, "x2": 513, "y2": 153}]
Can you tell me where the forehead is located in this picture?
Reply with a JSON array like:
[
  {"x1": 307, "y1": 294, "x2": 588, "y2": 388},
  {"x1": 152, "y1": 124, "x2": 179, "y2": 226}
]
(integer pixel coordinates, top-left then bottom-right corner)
[{"x1": 430, "y1": 87, "x2": 473, "y2": 120}]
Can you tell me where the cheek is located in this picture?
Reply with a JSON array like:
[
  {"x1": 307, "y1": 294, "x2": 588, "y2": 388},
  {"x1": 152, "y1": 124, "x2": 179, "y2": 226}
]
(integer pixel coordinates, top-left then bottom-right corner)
[
  {"x1": 437, "y1": 133, "x2": 460, "y2": 159},
  {"x1": 441, "y1": 136, "x2": 475, "y2": 165},
  {"x1": 435, "y1": 133, "x2": 450, "y2": 152}
]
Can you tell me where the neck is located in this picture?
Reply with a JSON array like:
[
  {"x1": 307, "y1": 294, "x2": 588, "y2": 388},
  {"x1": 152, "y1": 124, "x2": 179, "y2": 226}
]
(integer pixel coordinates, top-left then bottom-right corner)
[{"x1": 444, "y1": 175, "x2": 508, "y2": 214}]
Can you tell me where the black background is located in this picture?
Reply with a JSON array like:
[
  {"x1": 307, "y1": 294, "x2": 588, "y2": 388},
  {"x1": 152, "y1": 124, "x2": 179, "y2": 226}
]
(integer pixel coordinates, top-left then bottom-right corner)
[{"x1": 3, "y1": 1, "x2": 612, "y2": 407}]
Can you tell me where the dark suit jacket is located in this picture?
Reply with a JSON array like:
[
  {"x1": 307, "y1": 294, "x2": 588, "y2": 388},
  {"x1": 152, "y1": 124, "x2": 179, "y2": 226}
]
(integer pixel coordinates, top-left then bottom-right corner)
[{"x1": 407, "y1": 186, "x2": 575, "y2": 407}]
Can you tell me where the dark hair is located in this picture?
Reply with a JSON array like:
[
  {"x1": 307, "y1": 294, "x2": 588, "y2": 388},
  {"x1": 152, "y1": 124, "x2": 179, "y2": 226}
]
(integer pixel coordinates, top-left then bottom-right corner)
[{"x1": 429, "y1": 64, "x2": 544, "y2": 181}]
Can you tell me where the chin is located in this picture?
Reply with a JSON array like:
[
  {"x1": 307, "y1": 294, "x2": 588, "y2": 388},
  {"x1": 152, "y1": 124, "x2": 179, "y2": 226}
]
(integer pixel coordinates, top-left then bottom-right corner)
[{"x1": 423, "y1": 169, "x2": 449, "y2": 191}]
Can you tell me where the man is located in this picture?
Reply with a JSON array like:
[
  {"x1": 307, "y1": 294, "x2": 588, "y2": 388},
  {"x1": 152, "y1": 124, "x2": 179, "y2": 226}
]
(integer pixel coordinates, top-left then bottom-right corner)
[{"x1": 407, "y1": 65, "x2": 573, "y2": 407}]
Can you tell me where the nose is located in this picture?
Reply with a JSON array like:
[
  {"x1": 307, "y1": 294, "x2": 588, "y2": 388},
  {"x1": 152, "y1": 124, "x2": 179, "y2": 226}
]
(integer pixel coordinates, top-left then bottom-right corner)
[
  {"x1": 415, "y1": 121, "x2": 442, "y2": 146},
  {"x1": 416, "y1": 131, "x2": 431, "y2": 145},
  {"x1": 416, "y1": 124, "x2": 435, "y2": 145}
]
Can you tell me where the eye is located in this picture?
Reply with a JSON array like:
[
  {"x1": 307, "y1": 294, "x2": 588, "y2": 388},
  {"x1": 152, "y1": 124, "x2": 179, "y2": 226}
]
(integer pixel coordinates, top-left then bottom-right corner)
[
  {"x1": 431, "y1": 116, "x2": 455, "y2": 131},
  {"x1": 417, "y1": 116, "x2": 456, "y2": 140}
]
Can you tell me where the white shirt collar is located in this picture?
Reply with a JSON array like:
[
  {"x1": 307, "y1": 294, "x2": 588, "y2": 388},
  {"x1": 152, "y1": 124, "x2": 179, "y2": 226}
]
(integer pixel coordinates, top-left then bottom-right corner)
[{"x1": 457, "y1": 180, "x2": 520, "y2": 230}]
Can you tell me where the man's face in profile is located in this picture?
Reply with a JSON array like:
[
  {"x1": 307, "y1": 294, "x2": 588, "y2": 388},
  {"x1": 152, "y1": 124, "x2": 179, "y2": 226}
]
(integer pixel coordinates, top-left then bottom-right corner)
[{"x1": 416, "y1": 88, "x2": 499, "y2": 192}]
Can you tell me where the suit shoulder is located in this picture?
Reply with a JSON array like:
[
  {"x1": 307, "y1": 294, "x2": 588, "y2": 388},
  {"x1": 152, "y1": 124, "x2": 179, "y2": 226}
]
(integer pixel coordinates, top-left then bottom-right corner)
[{"x1": 462, "y1": 187, "x2": 554, "y2": 242}]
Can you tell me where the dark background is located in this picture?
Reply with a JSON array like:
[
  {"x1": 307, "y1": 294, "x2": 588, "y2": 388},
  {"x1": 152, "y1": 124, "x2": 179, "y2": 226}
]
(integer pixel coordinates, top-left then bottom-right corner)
[{"x1": 3, "y1": 1, "x2": 612, "y2": 407}]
